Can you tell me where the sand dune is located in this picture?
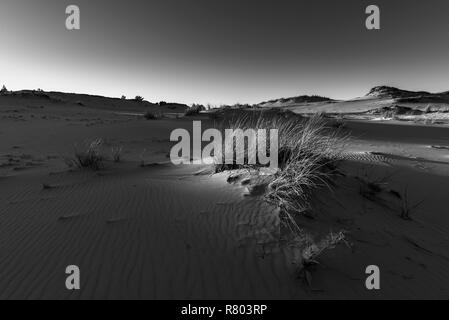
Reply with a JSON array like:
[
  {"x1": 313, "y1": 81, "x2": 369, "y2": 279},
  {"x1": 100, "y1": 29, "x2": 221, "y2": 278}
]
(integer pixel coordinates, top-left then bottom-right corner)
[
  {"x1": 1, "y1": 90, "x2": 449, "y2": 299},
  {"x1": 0, "y1": 163, "x2": 298, "y2": 299},
  {"x1": 258, "y1": 86, "x2": 449, "y2": 125}
]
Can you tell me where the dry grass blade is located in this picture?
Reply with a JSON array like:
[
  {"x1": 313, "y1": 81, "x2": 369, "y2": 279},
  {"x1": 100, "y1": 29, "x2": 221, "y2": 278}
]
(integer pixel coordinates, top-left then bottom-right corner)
[
  {"x1": 111, "y1": 145, "x2": 123, "y2": 163},
  {"x1": 68, "y1": 138, "x2": 105, "y2": 170}
]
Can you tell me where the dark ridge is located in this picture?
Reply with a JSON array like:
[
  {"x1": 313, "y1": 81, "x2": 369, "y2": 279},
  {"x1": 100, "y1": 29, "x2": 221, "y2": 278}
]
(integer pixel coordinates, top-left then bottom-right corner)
[{"x1": 0, "y1": 89, "x2": 189, "y2": 112}]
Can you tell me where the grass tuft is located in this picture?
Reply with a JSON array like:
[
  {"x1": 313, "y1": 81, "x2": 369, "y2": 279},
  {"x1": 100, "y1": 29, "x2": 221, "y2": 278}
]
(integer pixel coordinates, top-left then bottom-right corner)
[
  {"x1": 111, "y1": 145, "x2": 123, "y2": 163},
  {"x1": 212, "y1": 111, "x2": 349, "y2": 272},
  {"x1": 66, "y1": 138, "x2": 104, "y2": 170}
]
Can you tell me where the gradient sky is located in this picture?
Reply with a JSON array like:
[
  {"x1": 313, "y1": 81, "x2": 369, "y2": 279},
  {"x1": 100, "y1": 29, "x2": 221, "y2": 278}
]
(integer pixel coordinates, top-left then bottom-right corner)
[{"x1": 1, "y1": 0, "x2": 449, "y2": 105}]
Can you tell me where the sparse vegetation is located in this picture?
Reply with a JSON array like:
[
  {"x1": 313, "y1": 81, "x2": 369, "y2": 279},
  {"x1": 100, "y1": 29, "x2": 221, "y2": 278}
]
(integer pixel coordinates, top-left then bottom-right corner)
[
  {"x1": 185, "y1": 104, "x2": 205, "y2": 116},
  {"x1": 400, "y1": 187, "x2": 424, "y2": 221},
  {"x1": 294, "y1": 230, "x2": 348, "y2": 283},
  {"x1": 208, "y1": 110, "x2": 222, "y2": 121},
  {"x1": 328, "y1": 115, "x2": 346, "y2": 129},
  {"x1": 111, "y1": 145, "x2": 123, "y2": 163},
  {"x1": 266, "y1": 116, "x2": 346, "y2": 213},
  {"x1": 262, "y1": 94, "x2": 333, "y2": 105},
  {"x1": 357, "y1": 175, "x2": 385, "y2": 201},
  {"x1": 144, "y1": 111, "x2": 158, "y2": 120},
  {"x1": 135, "y1": 95, "x2": 144, "y2": 102},
  {"x1": 0, "y1": 85, "x2": 8, "y2": 94},
  {"x1": 66, "y1": 138, "x2": 104, "y2": 170}
]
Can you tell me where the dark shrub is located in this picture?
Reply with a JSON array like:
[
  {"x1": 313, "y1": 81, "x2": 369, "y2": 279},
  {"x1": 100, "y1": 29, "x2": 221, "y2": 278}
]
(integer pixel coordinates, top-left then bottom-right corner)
[
  {"x1": 144, "y1": 111, "x2": 158, "y2": 120},
  {"x1": 185, "y1": 104, "x2": 205, "y2": 116}
]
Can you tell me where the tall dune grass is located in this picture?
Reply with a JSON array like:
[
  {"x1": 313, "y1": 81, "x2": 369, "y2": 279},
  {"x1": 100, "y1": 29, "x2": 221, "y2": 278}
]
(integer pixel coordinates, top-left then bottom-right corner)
[
  {"x1": 214, "y1": 110, "x2": 349, "y2": 270},
  {"x1": 214, "y1": 111, "x2": 347, "y2": 213},
  {"x1": 213, "y1": 109, "x2": 304, "y2": 172},
  {"x1": 64, "y1": 138, "x2": 104, "y2": 170},
  {"x1": 265, "y1": 115, "x2": 345, "y2": 213}
]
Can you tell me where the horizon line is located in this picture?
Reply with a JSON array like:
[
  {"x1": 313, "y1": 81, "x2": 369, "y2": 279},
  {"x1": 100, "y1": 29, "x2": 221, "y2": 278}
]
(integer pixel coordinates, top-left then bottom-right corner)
[{"x1": 2, "y1": 84, "x2": 448, "y2": 106}]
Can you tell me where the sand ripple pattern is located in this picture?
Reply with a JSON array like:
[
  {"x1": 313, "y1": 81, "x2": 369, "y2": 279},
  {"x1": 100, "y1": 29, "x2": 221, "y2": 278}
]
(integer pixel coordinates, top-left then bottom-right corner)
[{"x1": 0, "y1": 167, "x2": 300, "y2": 299}]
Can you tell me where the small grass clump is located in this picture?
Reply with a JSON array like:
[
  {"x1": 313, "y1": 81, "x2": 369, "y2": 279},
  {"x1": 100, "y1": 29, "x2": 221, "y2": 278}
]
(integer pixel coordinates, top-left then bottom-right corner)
[
  {"x1": 0, "y1": 85, "x2": 8, "y2": 95},
  {"x1": 111, "y1": 145, "x2": 123, "y2": 163},
  {"x1": 293, "y1": 230, "x2": 348, "y2": 286},
  {"x1": 356, "y1": 175, "x2": 386, "y2": 202},
  {"x1": 66, "y1": 138, "x2": 104, "y2": 170}
]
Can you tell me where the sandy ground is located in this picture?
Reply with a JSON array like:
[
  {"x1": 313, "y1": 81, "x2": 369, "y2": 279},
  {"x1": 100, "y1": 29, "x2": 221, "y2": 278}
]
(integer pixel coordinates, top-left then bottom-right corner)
[{"x1": 1, "y1": 93, "x2": 449, "y2": 299}]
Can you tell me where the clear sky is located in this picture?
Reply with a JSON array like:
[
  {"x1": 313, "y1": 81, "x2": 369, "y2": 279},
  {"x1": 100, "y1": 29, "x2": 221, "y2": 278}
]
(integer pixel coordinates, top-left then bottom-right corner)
[{"x1": 1, "y1": 0, "x2": 449, "y2": 105}]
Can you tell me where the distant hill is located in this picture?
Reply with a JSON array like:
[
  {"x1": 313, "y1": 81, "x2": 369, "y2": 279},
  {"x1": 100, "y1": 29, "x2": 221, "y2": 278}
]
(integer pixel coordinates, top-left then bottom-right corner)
[
  {"x1": 364, "y1": 86, "x2": 449, "y2": 104},
  {"x1": 0, "y1": 90, "x2": 189, "y2": 113},
  {"x1": 259, "y1": 94, "x2": 334, "y2": 107},
  {"x1": 257, "y1": 86, "x2": 449, "y2": 114},
  {"x1": 365, "y1": 86, "x2": 431, "y2": 98}
]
